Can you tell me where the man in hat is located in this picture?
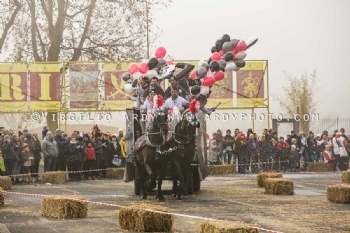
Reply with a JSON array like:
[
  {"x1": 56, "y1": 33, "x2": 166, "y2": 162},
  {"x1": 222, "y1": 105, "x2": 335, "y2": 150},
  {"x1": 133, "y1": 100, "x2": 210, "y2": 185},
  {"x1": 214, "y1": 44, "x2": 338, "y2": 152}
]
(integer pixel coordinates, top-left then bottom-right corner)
[
  {"x1": 143, "y1": 77, "x2": 164, "y2": 97},
  {"x1": 20, "y1": 128, "x2": 29, "y2": 143},
  {"x1": 128, "y1": 76, "x2": 149, "y2": 108},
  {"x1": 164, "y1": 77, "x2": 187, "y2": 99},
  {"x1": 54, "y1": 129, "x2": 68, "y2": 171},
  {"x1": 117, "y1": 129, "x2": 124, "y2": 143}
]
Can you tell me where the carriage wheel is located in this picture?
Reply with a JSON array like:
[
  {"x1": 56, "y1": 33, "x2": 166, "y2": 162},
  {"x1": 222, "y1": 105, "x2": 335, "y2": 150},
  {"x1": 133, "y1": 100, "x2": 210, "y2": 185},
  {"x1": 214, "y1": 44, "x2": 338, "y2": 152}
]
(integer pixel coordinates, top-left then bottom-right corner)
[
  {"x1": 186, "y1": 170, "x2": 194, "y2": 195},
  {"x1": 192, "y1": 167, "x2": 201, "y2": 192},
  {"x1": 134, "y1": 169, "x2": 141, "y2": 195}
]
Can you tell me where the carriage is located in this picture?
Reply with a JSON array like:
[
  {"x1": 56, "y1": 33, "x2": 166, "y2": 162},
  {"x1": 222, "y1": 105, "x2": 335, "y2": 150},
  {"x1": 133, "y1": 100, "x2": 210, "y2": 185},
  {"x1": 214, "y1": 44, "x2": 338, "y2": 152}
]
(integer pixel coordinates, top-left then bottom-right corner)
[{"x1": 123, "y1": 107, "x2": 208, "y2": 195}]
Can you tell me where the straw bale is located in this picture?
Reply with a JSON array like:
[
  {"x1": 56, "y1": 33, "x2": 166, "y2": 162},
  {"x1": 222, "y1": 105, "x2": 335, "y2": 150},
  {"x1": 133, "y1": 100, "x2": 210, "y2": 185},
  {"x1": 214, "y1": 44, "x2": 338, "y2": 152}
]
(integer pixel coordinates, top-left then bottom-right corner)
[
  {"x1": 199, "y1": 220, "x2": 258, "y2": 233},
  {"x1": 0, "y1": 188, "x2": 4, "y2": 207},
  {"x1": 326, "y1": 184, "x2": 350, "y2": 204},
  {"x1": 208, "y1": 165, "x2": 236, "y2": 175},
  {"x1": 119, "y1": 204, "x2": 173, "y2": 232},
  {"x1": 264, "y1": 178, "x2": 294, "y2": 195},
  {"x1": 42, "y1": 171, "x2": 67, "y2": 184},
  {"x1": 307, "y1": 163, "x2": 333, "y2": 172},
  {"x1": 41, "y1": 195, "x2": 88, "y2": 219},
  {"x1": 106, "y1": 168, "x2": 125, "y2": 179},
  {"x1": 0, "y1": 176, "x2": 12, "y2": 190},
  {"x1": 257, "y1": 172, "x2": 282, "y2": 187},
  {"x1": 341, "y1": 171, "x2": 350, "y2": 183}
]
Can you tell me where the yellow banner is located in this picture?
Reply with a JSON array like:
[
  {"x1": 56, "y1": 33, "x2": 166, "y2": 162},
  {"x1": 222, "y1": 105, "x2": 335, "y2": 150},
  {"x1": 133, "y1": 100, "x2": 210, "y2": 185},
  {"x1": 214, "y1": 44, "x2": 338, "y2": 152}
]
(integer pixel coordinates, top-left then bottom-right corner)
[
  {"x1": 29, "y1": 63, "x2": 61, "y2": 111},
  {"x1": 104, "y1": 63, "x2": 133, "y2": 109},
  {"x1": 236, "y1": 61, "x2": 265, "y2": 107},
  {"x1": 0, "y1": 63, "x2": 28, "y2": 111}
]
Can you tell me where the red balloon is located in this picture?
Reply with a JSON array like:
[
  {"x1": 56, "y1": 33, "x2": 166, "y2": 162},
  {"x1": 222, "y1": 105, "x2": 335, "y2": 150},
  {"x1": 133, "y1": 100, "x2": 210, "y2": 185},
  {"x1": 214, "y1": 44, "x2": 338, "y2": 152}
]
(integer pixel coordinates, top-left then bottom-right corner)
[
  {"x1": 236, "y1": 41, "x2": 247, "y2": 52},
  {"x1": 202, "y1": 76, "x2": 215, "y2": 87},
  {"x1": 128, "y1": 63, "x2": 139, "y2": 74},
  {"x1": 214, "y1": 71, "x2": 225, "y2": 81},
  {"x1": 155, "y1": 47, "x2": 166, "y2": 59},
  {"x1": 138, "y1": 62, "x2": 149, "y2": 74},
  {"x1": 166, "y1": 60, "x2": 173, "y2": 65},
  {"x1": 190, "y1": 70, "x2": 197, "y2": 80},
  {"x1": 211, "y1": 52, "x2": 221, "y2": 61}
]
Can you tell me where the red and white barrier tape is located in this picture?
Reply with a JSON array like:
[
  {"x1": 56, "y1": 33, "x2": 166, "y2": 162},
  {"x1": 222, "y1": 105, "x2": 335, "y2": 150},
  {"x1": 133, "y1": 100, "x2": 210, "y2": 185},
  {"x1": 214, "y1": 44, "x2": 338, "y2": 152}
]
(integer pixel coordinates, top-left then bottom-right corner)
[{"x1": 3, "y1": 190, "x2": 284, "y2": 233}]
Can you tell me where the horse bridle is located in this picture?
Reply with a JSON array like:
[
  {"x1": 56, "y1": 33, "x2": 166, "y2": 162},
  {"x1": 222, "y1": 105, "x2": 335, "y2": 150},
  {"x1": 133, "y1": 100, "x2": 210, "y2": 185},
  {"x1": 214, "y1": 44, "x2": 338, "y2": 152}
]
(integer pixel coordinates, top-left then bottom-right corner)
[{"x1": 145, "y1": 109, "x2": 167, "y2": 147}]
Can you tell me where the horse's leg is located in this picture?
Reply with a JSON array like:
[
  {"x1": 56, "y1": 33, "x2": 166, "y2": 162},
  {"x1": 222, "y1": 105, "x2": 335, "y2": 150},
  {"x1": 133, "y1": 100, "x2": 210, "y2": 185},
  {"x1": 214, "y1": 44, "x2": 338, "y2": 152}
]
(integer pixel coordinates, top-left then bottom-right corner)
[
  {"x1": 170, "y1": 158, "x2": 178, "y2": 197},
  {"x1": 172, "y1": 156, "x2": 184, "y2": 200},
  {"x1": 136, "y1": 160, "x2": 147, "y2": 199},
  {"x1": 156, "y1": 162, "x2": 166, "y2": 202}
]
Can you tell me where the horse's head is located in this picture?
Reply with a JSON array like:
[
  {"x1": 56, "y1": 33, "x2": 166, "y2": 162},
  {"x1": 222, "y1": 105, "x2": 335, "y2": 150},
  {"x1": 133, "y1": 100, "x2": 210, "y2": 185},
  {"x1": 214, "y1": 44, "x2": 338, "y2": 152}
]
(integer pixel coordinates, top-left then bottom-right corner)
[
  {"x1": 153, "y1": 109, "x2": 168, "y2": 135},
  {"x1": 179, "y1": 109, "x2": 200, "y2": 136}
]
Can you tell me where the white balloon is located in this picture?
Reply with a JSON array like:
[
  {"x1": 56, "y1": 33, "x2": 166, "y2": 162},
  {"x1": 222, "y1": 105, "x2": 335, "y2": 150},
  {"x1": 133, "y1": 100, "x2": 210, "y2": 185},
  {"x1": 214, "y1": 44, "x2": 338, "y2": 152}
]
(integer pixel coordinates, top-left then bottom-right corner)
[
  {"x1": 235, "y1": 52, "x2": 247, "y2": 60},
  {"x1": 145, "y1": 69, "x2": 158, "y2": 78},
  {"x1": 124, "y1": 83, "x2": 133, "y2": 94},
  {"x1": 200, "y1": 85, "x2": 210, "y2": 95},
  {"x1": 225, "y1": 62, "x2": 237, "y2": 71},
  {"x1": 133, "y1": 71, "x2": 142, "y2": 79}
]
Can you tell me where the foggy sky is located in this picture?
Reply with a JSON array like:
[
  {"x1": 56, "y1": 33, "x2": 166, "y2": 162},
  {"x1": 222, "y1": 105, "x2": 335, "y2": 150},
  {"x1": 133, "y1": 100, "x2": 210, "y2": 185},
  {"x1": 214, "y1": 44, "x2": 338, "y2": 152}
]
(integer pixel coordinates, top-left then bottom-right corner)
[{"x1": 153, "y1": 0, "x2": 350, "y2": 118}]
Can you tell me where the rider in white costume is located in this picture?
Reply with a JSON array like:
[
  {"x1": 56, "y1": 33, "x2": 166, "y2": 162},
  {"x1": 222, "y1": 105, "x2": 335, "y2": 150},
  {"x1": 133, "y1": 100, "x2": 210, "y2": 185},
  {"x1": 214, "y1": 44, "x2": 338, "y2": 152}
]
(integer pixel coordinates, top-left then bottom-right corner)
[
  {"x1": 161, "y1": 86, "x2": 189, "y2": 132},
  {"x1": 140, "y1": 89, "x2": 157, "y2": 131}
]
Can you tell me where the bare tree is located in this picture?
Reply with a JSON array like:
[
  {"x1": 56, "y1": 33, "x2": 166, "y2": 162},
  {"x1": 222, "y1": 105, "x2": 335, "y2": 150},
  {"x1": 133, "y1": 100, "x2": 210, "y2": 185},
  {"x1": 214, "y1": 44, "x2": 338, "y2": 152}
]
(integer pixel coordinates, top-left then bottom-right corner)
[
  {"x1": 0, "y1": 113, "x2": 36, "y2": 131},
  {"x1": 275, "y1": 70, "x2": 317, "y2": 133},
  {"x1": 0, "y1": 0, "x2": 171, "y2": 130}
]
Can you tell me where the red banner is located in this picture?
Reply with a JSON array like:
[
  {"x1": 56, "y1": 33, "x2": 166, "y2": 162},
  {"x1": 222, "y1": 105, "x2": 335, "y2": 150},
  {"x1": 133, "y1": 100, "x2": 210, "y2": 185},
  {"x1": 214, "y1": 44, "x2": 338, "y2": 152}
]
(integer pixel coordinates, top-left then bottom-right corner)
[{"x1": 29, "y1": 64, "x2": 61, "y2": 110}]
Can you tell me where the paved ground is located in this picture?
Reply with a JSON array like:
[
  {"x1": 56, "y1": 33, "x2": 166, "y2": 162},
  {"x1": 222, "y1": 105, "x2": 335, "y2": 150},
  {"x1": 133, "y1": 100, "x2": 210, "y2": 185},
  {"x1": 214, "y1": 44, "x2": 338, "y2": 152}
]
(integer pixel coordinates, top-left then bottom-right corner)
[{"x1": 0, "y1": 173, "x2": 349, "y2": 233}]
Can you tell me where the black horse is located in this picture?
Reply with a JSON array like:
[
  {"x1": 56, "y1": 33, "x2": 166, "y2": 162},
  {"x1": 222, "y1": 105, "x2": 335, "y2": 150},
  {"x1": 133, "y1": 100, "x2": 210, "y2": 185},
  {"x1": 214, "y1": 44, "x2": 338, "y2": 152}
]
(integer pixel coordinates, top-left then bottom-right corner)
[
  {"x1": 133, "y1": 109, "x2": 169, "y2": 201},
  {"x1": 168, "y1": 109, "x2": 200, "y2": 200}
]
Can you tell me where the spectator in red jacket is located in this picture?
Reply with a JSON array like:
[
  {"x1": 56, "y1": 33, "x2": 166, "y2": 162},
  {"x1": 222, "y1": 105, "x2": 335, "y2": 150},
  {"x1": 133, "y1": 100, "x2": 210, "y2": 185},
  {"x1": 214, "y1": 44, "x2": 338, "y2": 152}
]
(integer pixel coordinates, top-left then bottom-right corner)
[{"x1": 84, "y1": 141, "x2": 97, "y2": 180}]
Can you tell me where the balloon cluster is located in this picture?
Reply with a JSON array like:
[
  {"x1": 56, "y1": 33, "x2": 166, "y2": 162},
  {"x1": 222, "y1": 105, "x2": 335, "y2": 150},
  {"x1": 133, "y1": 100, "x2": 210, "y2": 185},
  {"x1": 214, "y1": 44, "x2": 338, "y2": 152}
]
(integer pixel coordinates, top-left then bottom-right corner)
[
  {"x1": 122, "y1": 47, "x2": 174, "y2": 94},
  {"x1": 189, "y1": 34, "x2": 258, "y2": 97}
]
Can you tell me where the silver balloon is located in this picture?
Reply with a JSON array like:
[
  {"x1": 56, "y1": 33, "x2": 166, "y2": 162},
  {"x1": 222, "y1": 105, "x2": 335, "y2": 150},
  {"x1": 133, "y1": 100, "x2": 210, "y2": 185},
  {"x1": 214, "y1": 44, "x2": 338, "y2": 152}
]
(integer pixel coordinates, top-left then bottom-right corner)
[
  {"x1": 218, "y1": 60, "x2": 226, "y2": 68},
  {"x1": 246, "y1": 37, "x2": 258, "y2": 49},
  {"x1": 230, "y1": 39, "x2": 239, "y2": 48},
  {"x1": 235, "y1": 51, "x2": 247, "y2": 60},
  {"x1": 157, "y1": 58, "x2": 166, "y2": 68},
  {"x1": 225, "y1": 62, "x2": 237, "y2": 71},
  {"x1": 197, "y1": 67, "x2": 207, "y2": 79},
  {"x1": 198, "y1": 60, "x2": 206, "y2": 66},
  {"x1": 200, "y1": 85, "x2": 210, "y2": 95},
  {"x1": 222, "y1": 41, "x2": 233, "y2": 54},
  {"x1": 199, "y1": 61, "x2": 209, "y2": 70}
]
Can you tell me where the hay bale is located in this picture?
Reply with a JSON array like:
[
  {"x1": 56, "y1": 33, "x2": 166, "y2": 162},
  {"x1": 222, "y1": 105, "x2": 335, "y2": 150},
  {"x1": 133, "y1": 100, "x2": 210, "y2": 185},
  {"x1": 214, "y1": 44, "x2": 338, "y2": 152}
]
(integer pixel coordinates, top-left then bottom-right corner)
[
  {"x1": 199, "y1": 220, "x2": 258, "y2": 233},
  {"x1": 41, "y1": 195, "x2": 88, "y2": 219},
  {"x1": 307, "y1": 162, "x2": 333, "y2": 172},
  {"x1": 0, "y1": 188, "x2": 4, "y2": 207},
  {"x1": 257, "y1": 172, "x2": 282, "y2": 187},
  {"x1": 264, "y1": 178, "x2": 294, "y2": 195},
  {"x1": 106, "y1": 168, "x2": 125, "y2": 179},
  {"x1": 119, "y1": 204, "x2": 173, "y2": 232},
  {"x1": 326, "y1": 184, "x2": 350, "y2": 204},
  {"x1": 0, "y1": 176, "x2": 12, "y2": 190},
  {"x1": 208, "y1": 165, "x2": 236, "y2": 175},
  {"x1": 341, "y1": 171, "x2": 350, "y2": 183},
  {"x1": 42, "y1": 171, "x2": 67, "y2": 184}
]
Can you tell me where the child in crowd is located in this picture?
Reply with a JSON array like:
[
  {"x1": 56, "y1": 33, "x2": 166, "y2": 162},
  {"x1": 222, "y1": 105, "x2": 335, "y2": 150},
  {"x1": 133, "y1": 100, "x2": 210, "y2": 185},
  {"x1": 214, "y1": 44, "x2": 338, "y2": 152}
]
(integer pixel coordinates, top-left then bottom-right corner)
[
  {"x1": 84, "y1": 141, "x2": 97, "y2": 180},
  {"x1": 21, "y1": 143, "x2": 34, "y2": 184},
  {"x1": 323, "y1": 145, "x2": 335, "y2": 164},
  {"x1": 290, "y1": 145, "x2": 299, "y2": 172}
]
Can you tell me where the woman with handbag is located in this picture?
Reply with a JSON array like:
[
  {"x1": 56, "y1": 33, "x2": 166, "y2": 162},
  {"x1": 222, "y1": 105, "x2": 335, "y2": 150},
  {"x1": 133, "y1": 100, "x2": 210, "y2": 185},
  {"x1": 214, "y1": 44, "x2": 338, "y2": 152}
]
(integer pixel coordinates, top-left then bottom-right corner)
[{"x1": 331, "y1": 130, "x2": 348, "y2": 171}]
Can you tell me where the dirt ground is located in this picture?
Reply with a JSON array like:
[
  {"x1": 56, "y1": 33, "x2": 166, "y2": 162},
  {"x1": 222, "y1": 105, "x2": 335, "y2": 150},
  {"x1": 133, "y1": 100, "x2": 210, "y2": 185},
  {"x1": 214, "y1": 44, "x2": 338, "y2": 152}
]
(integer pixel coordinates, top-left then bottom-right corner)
[{"x1": 0, "y1": 172, "x2": 349, "y2": 233}]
